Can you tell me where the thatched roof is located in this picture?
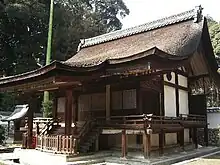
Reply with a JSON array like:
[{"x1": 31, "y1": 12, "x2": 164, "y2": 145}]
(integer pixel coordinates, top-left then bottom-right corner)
[{"x1": 64, "y1": 6, "x2": 204, "y2": 67}]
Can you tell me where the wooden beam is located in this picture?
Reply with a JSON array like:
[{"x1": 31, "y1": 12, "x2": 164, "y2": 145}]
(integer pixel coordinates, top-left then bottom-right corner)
[
  {"x1": 143, "y1": 132, "x2": 151, "y2": 158},
  {"x1": 65, "y1": 88, "x2": 73, "y2": 135},
  {"x1": 164, "y1": 81, "x2": 188, "y2": 91},
  {"x1": 106, "y1": 85, "x2": 111, "y2": 120},
  {"x1": 121, "y1": 129, "x2": 127, "y2": 158},
  {"x1": 159, "y1": 130, "x2": 165, "y2": 155}
]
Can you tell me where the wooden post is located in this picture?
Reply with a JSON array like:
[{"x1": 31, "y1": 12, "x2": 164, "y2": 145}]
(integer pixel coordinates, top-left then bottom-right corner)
[
  {"x1": 106, "y1": 85, "x2": 111, "y2": 120},
  {"x1": 27, "y1": 95, "x2": 35, "y2": 149},
  {"x1": 7, "y1": 121, "x2": 10, "y2": 137},
  {"x1": 95, "y1": 135, "x2": 99, "y2": 152},
  {"x1": 143, "y1": 132, "x2": 151, "y2": 158},
  {"x1": 160, "y1": 75, "x2": 165, "y2": 116},
  {"x1": 65, "y1": 89, "x2": 73, "y2": 135},
  {"x1": 193, "y1": 128, "x2": 198, "y2": 149},
  {"x1": 180, "y1": 129, "x2": 184, "y2": 150},
  {"x1": 72, "y1": 93, "x2": 77, "y2": 134},
  {"x1": 159, "y1": 130, "x2": 165, "y2": 155},
  {"x1": 52, "y1": 92, "x2": 58, "y2": 119},
  {"x1": 121, "y1": 129, "x2": 127, "y2": 158},
  {"x1": 204, "y1": 126, "x2": 208, "y2": 147}
]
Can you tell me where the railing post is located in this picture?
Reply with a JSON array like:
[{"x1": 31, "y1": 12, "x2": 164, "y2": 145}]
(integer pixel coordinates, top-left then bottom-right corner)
[
  {"x1": 143, "y1": 131, "x2": 151, "y2": 159},
  {"x1": 121, "y1": 129, "x2": 127, "y2": 158},
  {"x1": 73, "y1": 138, "x2": 78, "y2": 154},
  {"x1": 69, "y1": 136, "x2": 73, "y2": 154}
]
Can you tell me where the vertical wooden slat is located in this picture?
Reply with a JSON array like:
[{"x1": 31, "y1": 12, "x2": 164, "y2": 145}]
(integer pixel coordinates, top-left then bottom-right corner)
[
  {"x1": 106, "y1": 85, "x2": 111, "y2": 120},
  {"x1": 143, "y1": 132, "x2": 151, "y2": 158},
  {"x1": 121, "y1": 129, "x2": 127, "y2": 158}
]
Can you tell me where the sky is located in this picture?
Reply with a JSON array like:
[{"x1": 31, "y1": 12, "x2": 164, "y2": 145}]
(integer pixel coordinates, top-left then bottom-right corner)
[{"x1": 121, "y1": 0, "x2": 220, "y2": 29}]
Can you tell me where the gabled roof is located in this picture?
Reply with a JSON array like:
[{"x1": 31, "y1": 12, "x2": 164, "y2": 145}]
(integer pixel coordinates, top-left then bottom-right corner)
[{"x1": 64, "y1": 5, "x2": 204, "y2": 67}]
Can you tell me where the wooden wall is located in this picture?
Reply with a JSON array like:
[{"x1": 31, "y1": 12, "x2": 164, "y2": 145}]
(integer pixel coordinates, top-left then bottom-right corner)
[{"x1": 78, "y1": 89, "x2": 137, "y2": 121}]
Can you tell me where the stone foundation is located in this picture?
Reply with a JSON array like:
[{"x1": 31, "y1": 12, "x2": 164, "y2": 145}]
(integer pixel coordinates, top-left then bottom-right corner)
[{"x1": 198, "y1": 128, "x2": 220, "y2": 146}]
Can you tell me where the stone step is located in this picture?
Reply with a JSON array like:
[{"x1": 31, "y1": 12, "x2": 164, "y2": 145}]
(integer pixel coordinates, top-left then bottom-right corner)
[
  {"x1": 67, "y1": 152, "x2": 112, "y2": 162},
  {"x1": 67, "y1": 158, "x2": 105, "y2": 165}
]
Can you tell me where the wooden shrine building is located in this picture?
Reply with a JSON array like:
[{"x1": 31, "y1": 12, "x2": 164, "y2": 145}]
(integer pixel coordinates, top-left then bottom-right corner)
[{"x1": 0, "y1": 6, "x2": 219, "y2": 157}]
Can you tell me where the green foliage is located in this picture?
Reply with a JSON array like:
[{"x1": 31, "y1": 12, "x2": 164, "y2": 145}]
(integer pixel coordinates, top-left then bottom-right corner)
[
  {"x1": 0, "y1": 0, "x2": 129, "y2": 75},
  {"x1": 0, "y1": 92, "x2": 17, "y2": 111},
  {"x1": 207, "y1": 16, "x2": 220, "y2": 60},
  {"x1": 42, "y1": 100, "x2": 53, "y2": 117},
  {"x1": 0, "y1": 0, "x2": 129, "y2": 113},
  {"x1": 0, "y1": 125, "x2": 6, "y2": 144}
]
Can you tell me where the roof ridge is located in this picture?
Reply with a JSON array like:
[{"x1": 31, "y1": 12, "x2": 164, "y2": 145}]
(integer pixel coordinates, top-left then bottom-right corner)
[{"x1": 80, "y1": 5, "x2": 203, "y2": 48}]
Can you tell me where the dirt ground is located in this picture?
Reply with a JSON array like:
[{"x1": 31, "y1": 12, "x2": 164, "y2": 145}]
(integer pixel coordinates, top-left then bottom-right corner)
[{"x1": 186, "y1": 153, "x2": 220, "y2": 165}]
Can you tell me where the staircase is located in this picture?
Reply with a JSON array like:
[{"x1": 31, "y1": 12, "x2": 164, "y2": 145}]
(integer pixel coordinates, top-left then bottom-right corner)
[{"x1": 79, "y1": 127, "x2": 100, "y2": 153}]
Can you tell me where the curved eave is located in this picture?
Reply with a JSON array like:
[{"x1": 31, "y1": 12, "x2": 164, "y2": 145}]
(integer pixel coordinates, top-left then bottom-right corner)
[
  {"x1": 107, "y1": 47, "x2": 189, "y2": 65},
  {"x1": 0, "y1": 61, "x2": 105, "y2": 87}
]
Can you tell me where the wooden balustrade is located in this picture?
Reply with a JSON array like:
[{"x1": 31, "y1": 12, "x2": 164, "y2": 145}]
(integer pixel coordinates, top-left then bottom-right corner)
[
  {"x1": 36, "y1": 135, "x2": 77, "y2": 155},
  {"x1": 96, "y1": 113, "x2": 207, "y2": 130}
]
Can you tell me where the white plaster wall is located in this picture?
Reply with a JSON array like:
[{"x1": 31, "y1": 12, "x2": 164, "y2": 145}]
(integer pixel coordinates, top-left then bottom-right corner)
[
  {"x1": 57, "y1": 97, "x2": 65, "y2": 113},
  {"x1": 151, "y1": 134, "x2": 159, "y2": 147},
  {"x1": 164, "y1": 85, "x2": 176, "y2": 117},
  {"x1": 178, "y1": 75, "x2": 188, "y2": 87},
  {"x1": 207, "y1": 113, "x2": 220, "y2": 128},
  {"x1": 163, "y1": 72, "x2": 175, "y2": 84},
  {"x1": 179, "y1": 90, "x2": 189, "y2": 115},
  {"x1": 165, "y1": 133, "x2": 177, "y2": 145}
]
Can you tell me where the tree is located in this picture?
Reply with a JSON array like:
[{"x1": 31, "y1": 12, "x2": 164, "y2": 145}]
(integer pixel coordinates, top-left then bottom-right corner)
[
  {"x1": 206, "y1": 16, "x2": 220, "y2": 107},
  {"x1": 207, "y1": 16, "x2": 220, "y2": 62},
  {"x1": 0, "y1": 0, "x2": 129, "y2": 112},
  {"x1": 0, "y1": 0, "x2": 129, "y2": 75}
]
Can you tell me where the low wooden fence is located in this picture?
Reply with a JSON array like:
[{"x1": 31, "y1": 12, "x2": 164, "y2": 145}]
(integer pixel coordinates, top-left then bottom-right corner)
[{"x1": 36, "y1": 135, "x2": 77, "y2": 154}]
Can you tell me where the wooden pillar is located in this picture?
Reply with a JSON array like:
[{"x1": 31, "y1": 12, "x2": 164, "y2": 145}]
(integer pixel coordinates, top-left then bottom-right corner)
[
  {"x1": 193, "y1": 128, "x2": 198, "y2": 149},
  {"x1": 73, "y1": 93, "x2": 78, "y2": 134},
  {"x1": 52, "y1": 92, "x2": 58, "y2": 119},
  {"x1": 143, "y1": 132, "x2": 151, "y2": 158},
  {"x1": 121, "y1": 129, "x2": 127, "y2": 158},
  {"x1": 65, "y1": 89, "x2": 73, "y2": 135},
  {"x1": 7, "y1": 121, "x2": 10, "y2": 137},
  {"x1": 106, "y1": 85, "x2": 111, "y2": 120},
  {"x1": 27, "y1": 95, "x2": 35, "y2": 149},
  {"x1": 160, "y1": 75, "x2": 165, "y2": 116},
  {"x1": 180, "y1": 129, "x2": 184, "y2": 150},
  {"x1": 159, "y1": 130, "x2": 165, "y2": 155},
  {"x1": 204, "y1": 126, "x2": 208, "y2": 146}
]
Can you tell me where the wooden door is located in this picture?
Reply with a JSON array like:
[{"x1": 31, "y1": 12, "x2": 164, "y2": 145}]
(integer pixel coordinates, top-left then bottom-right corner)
[{"x1": 189, "y1": 94, "x2": 206, "y2": 115}]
